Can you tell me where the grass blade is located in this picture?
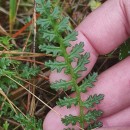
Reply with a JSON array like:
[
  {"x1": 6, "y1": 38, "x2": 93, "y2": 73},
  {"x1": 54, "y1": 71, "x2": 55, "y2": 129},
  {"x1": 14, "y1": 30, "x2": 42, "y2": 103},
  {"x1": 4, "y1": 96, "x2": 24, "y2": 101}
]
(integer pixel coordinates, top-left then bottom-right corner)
[{"x1": 9, "y1": 0, "x2": 17, "y2": 34}]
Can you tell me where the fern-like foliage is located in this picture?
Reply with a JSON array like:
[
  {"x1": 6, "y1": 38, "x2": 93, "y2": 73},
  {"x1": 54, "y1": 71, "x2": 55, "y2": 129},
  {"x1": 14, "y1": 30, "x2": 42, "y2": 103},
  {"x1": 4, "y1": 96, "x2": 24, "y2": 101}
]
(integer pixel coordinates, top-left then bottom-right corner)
[
  {"x1": 13, "y1": 114, "x2": 42, "y2": 130},
  {"x1": 0, "y1": 37, "x2": 40, "y2": 93},
  {"x1": 0, "y1": 98, "x2": 42, "y2": 130},
  {"x1": 0, "y1": 57, "x2": 40, "y2": 92},
  {"x1": 36, "y1": 0, "x2": 104, "y2": 129}
]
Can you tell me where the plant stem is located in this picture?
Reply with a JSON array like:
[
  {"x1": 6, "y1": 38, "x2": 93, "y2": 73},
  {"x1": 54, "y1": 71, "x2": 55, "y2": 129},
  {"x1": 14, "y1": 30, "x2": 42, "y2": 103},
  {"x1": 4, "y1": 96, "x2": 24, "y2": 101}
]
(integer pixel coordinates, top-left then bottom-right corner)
[
  {"x1": 44, "y1": 5, "x2": 85, "y2": 129},
  {"x1": 53, "y1": 26, "x2": 85, "y2": 129},
  {"x1": 60, "y1": 43, "x2": 85, "y2": 129}
]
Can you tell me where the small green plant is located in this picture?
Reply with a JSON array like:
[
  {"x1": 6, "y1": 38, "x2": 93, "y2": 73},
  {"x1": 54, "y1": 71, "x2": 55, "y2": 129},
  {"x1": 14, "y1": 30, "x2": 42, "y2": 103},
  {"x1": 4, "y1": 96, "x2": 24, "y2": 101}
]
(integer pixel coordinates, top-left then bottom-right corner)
[
  {"x1": 0, "y1": 36, "x2": 41, "y2": 129},
  {"x1": 0, "y1": 97, "x2": 42, "y2": 130},
  {"x1": 36, "y1": 0, "x2": 104, "y2": 129},
  {"x1": 3, "y1": 121, "x2": 9, "y2": 130},
  {"x1": 13, "y1": 113, "x2": 42, "y2": 130}
]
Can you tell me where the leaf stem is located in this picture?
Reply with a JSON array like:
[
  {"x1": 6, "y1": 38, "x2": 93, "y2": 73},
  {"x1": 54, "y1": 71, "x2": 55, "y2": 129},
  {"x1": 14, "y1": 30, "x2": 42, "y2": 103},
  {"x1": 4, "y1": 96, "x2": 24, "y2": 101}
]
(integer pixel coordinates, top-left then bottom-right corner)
[
  {"x1": 53, "y1": 25, "x2": 85, "y2": 129},
  {"x1": 43, "y1": 4, "x2": 85, "y2": 129}
]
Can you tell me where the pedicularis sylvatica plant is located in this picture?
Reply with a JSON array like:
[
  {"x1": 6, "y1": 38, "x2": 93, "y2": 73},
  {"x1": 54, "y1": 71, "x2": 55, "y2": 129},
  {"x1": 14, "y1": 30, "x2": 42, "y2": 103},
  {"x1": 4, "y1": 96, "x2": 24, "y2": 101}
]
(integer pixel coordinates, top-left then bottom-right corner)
[{"x1": 36, "y1": 0, "x2": 104, "y2": 129}]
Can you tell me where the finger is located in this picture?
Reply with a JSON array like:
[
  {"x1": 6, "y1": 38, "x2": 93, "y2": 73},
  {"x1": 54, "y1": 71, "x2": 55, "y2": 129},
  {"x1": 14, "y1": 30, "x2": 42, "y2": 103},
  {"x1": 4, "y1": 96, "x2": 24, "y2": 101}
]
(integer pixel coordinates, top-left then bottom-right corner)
[
  {"x1": 94, "y1": 127, "x2": 130, "y2": 130},
  {"x1": 43, "y1": 57, "x2": 130, "y2": 130},
  {"x1": 101, "y1": 107, "x2": 130, "y2": 127},
  {"x1": 77, "y1": 0, "x2": 130, "y2": 55},
  {"x1": 81, "y1": 57, "x2": 130, "y2": 117},
  {"x1": 50, "y1": 0, "x2": 130, "y2": 83}
]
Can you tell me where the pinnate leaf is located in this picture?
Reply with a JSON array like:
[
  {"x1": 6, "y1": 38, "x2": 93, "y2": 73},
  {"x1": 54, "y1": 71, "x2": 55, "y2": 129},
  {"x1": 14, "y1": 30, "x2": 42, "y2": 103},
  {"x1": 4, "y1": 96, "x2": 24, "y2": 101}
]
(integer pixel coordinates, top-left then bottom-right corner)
[
  {"x1": 63, "y1": 31, "x2": 78, "y2": 47},
  {"x1": 69, "y1": 42, "x2": 84, "y2": 60},
  {"x1": 37, "y1": 19, "x2": 51, "y2": 29},
  {"x1": 36, "y1": 0, "x2": 48, "y2": 14},
  {"x1": 20, "y1": 65, "x2": 40, "y2": 79},
  {"x1": 45, "y1": 60, "x2": 67, "y2": 73},
  {"x1": 84, "y1": 110, "x2": 103, "y2": 123},
  {"x1": 58, "y1": 17, "x2": 69, "y2": 32},
  {"x1": 43, "y1": 30, "x2": 55, "y2": 42},
  {"x1": 51, "y1": 80, "x2": 73, "y2": 91},
  {"x1": 0, "y1": 58, "x2": 11, "y2": 69},
  {"x1": 62, "y1": 115, "x2": 80, "y2": 126},
  {"x1": 50, "y1": 6, "x2": 60, "y2": 19},
  {"x1": 57, "y1": 97, "x2": 78, "y2": 108},
  {"x1": 36, "y1": 0, "x2": 104, "y2": 128},
  {"x1": 87, "y1": 121, "x2": 103, "y2": 130},
  {"x1": 83, "y1": 94, "x2": 104, "y2": 108},
  {"x1": 79, "y1": 73, "x2": 98, "y2": 92},
  {"x1": 74, "y1": 53, "x2": 90, "y2": 73},
  {"x1": 39, "y1": 44, "x2": 61, "y2": 56}
]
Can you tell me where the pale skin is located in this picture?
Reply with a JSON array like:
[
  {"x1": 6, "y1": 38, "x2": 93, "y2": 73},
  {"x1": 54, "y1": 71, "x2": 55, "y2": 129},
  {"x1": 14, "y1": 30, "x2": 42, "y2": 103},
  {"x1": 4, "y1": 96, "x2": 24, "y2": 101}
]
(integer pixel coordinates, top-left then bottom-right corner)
[{"x1": 43, "y1": 0, "x2": 130, "y2": 130}]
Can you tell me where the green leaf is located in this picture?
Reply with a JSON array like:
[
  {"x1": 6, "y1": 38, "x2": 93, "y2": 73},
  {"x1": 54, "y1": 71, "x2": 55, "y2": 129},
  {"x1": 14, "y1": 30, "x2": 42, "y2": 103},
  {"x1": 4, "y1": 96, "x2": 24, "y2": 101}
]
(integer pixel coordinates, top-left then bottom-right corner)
[
  {"x1": 58, "y1": 17, "x2": 69, "y2": 32},
  {"x1": 0, "y1": 99, "x2": 15, "y2": 117},
  {"x1": 43, "y1": 30, "x2": 55, "y2": 42},
  {"x1": 39, "y1": 44, "x2": 61, "y2": 56},
  {"x1": 13, "y1": 113, "x2": 42, "y2": 130},
  {"x1": 20, "y1": 65, "x2": 40, "y2": 79},
  {"x1": 74, "y1": 53, "x2": 90, "y2": 73},
  {"x1": 45, "y1": 60, "x2": 67, "y2": 73},
  {"x1": 63, "y1": 31, "x2": 78, "y2": 47},
  {"x1": 35, "y1": 0, "x2": 44, "y2": 5},
  {"x1": 3, "y1": 121, "x2": 9, "y2": 130},
  {"x1": 46, "y1": 0, "x2": 51, "y2": 9},
  {"x1": 0, "y1": 36, "x2": 13, "y2": 49},
  {"x1": 36, "y1": 0, "x2": 45, "y2": 13},
  {"x1": 0, "y1": 58, "x2": 11, "y2": 69},
  {"x1": 37, "y1": 19, "x2": 51, "y2": 29},
  {"x1": 57, "y1": 97, "x2": 78, "y2": 108},
  {"x1": 51, "y1": 80, "x2": 73, "y2": 91},
  {"x1": 50, "y1": 6, "x2": 60, "y2": 19},
  {"x1": 83, "y1": 94, "x2": 104, "y2": 108},
  {"x1": 69, "y1": 42, "x2": 84, "y2": 60},
  {"x1": 84, "y1": 110, "x2": 103, "y2": 123},
  {"x1": 119, "y1": 38, "x2": 130, "y2": 60},
  {"x1": 0, "y1": 70, "x2": 15, "y2": 77},
  {"x1": 36, "y1": 1, "x2": 104, "y2": 128},
  {"x1": 62, "y1": 115, "x2": 80, "y2": 126},
  {"x1": 87, "y1": 121, "x2": 103, "y2": 130},
  {"x1": 79, "y1": 73, "x2": 98, "y2": 93},
  {"x1": 36, "y1": 0, "x2": 51, "y2": 16}
]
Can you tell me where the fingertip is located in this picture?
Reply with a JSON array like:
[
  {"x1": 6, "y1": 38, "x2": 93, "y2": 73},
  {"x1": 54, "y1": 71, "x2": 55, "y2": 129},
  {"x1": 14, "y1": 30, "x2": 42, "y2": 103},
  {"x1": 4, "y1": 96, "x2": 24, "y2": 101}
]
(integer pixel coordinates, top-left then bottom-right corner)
[
  {"x1": 43, "y1": 106, "x2": 63, "y2": 130},
  {"x1": 43, "y1": 106, "x2": 79, "y2": 130}
]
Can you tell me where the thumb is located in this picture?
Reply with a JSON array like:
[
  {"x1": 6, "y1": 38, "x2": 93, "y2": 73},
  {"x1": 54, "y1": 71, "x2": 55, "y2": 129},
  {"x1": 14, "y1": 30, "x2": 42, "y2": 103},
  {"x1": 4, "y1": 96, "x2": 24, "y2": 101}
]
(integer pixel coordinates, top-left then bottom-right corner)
[{"x1": 94, "y1": 127, "x2": 130, "y2": 130}]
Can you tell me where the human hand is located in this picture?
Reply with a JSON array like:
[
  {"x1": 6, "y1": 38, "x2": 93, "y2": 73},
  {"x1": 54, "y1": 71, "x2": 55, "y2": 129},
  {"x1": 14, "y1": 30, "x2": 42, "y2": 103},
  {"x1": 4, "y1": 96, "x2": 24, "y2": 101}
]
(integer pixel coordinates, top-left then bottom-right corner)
[{"x1": 43, "y1": 0, "x2": 130, "y2": 130}]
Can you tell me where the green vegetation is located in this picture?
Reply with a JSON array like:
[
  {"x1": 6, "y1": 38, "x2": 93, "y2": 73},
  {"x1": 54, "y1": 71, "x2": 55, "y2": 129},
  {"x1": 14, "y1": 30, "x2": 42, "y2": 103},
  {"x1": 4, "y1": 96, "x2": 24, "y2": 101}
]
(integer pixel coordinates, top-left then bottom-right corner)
[
  {"x1": 36, "y1": 0, "x2": 104, "y2": 129},
  {"x1": 0, "y1": 36, "x2": 42, "y2": 129},
  {"x1": 0, "y1": 0, "x2": 128, "y2": 130}
]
